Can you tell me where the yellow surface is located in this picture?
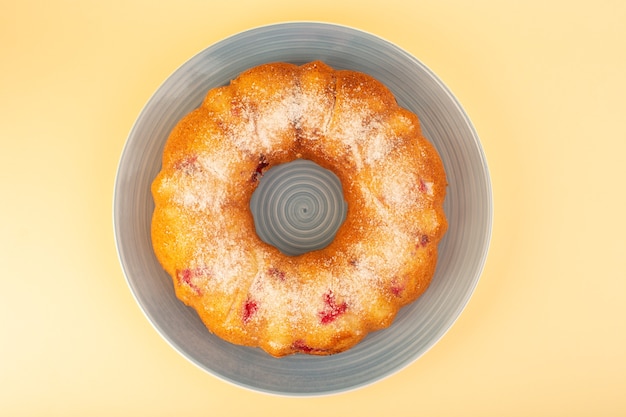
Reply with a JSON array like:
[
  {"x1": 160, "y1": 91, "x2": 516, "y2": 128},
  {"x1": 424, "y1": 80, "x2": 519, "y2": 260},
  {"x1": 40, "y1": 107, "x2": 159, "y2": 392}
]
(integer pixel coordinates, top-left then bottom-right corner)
[{"x1": 1, "y1": 0, "x2": 625, "y2": 415}]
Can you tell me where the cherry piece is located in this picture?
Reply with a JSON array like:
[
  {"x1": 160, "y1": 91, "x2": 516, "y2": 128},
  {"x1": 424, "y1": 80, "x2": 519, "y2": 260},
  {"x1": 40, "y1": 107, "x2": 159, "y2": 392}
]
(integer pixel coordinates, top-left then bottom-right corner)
[
  {"x1": 250, "y1": 155, "x2": 269, "y2": 182},
  {"x1": 176, "y1": 268, "x2": 202, "y2": 295},
  {"x1": 390, "y1": 276, "x2": 406, "y2": 297},
  {"x1": 268, "y1": 267, "x2": 286, "y2": 281},
  {"x1": 174, "y1": 155, "x2": 200, "y2": 175},
  {"x1": 319, "y1": 290, "x2": 348, "y2": 324},
  {"x1": 243, "y1": 297, "x2": 258, "y2": 324},
  {"x1": 292, "y1": 339, "x2": 314, "y2": 353},
  {"x1": 291, "y1": 339, "x2": 327, "y2": 354},
  {"x1": 418, "y1": 178, "x2": 428, "y2": 193}
]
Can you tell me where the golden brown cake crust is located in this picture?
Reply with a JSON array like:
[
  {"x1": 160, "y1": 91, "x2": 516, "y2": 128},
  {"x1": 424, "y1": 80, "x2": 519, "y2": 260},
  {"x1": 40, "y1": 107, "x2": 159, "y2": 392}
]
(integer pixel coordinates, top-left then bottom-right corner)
[{"x1": 151, "y1": 61, "x2": 447, "y2": 357}]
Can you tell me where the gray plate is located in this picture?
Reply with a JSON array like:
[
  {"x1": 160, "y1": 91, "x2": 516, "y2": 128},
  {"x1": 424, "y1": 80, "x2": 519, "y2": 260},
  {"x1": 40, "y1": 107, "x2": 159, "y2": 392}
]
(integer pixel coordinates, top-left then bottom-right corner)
[{"x1": 113, "y1": 22, "x2": 492, "y2": 396}]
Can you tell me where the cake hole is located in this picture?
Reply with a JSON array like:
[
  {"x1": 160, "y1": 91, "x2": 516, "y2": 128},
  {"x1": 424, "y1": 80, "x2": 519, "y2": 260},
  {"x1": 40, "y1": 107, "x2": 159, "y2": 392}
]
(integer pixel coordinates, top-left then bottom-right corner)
[{"x1": 250, "y1": 159, "x2": 347, "y2": 256}]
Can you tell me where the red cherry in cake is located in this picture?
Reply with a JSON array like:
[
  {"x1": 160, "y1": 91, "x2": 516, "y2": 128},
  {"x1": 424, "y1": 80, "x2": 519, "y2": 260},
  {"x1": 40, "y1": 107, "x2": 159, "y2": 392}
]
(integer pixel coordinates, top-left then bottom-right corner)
[
  {"x1": 291, "y1": 339, "x2": 327, "y2": 354},
  {"x1": 174, "y1": 155, "x2": 200, "y2": 175},
  {"x1": 268, "y1": 267, "x2": 286, "y2": 281},
  {"x1": 250, "y1": 155, "x2": 269, "y2": 182},
  {"x1": 292, "y1": 339, "x2": 314, "y2": 353},
  {"x1": 243, "y1": 297, "x2": 258, "y2": 324},
  {"x1": 176, "y1": 268, "x2": 204, "y2": 295},
  {"x1": 390, "y1": 276, "x2": 406, "y2": 297},
  {"x1": 418, "y1": 234, "x2": 430, "y2": 247},
  {"x1": 418, "y1": 178, "x2": 428, "y2": 193},
  {"x1": 319, "y1": 290, "x2": 348, "y2": 324}
]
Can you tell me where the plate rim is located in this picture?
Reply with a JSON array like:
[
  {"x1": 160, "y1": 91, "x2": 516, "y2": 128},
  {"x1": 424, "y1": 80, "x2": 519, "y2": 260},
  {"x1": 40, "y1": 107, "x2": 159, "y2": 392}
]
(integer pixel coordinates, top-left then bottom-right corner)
[{"x1": 113, "y1": 20, "x2": 493, "y2": 397}]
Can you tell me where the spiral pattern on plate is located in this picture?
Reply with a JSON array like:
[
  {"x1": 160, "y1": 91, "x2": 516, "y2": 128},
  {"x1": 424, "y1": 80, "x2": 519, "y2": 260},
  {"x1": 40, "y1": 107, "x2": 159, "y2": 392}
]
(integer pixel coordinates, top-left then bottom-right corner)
[{"x1": 250, "y1": 159, "x2": 347, "y2": 256}]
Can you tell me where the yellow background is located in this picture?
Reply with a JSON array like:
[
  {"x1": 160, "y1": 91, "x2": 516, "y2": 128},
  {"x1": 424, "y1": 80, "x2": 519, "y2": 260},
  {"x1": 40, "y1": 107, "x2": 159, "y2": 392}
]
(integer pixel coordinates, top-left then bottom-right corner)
[{"x1": 1, "y1": 0, "x2": 625, "y2": 415}]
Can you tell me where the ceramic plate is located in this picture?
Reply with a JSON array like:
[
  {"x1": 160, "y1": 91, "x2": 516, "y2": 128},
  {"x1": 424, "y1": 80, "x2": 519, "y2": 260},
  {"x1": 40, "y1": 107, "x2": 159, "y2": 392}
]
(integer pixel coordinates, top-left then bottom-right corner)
[{"x1": 113, "y1": 22, "x2": 492, "y2": 396}]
